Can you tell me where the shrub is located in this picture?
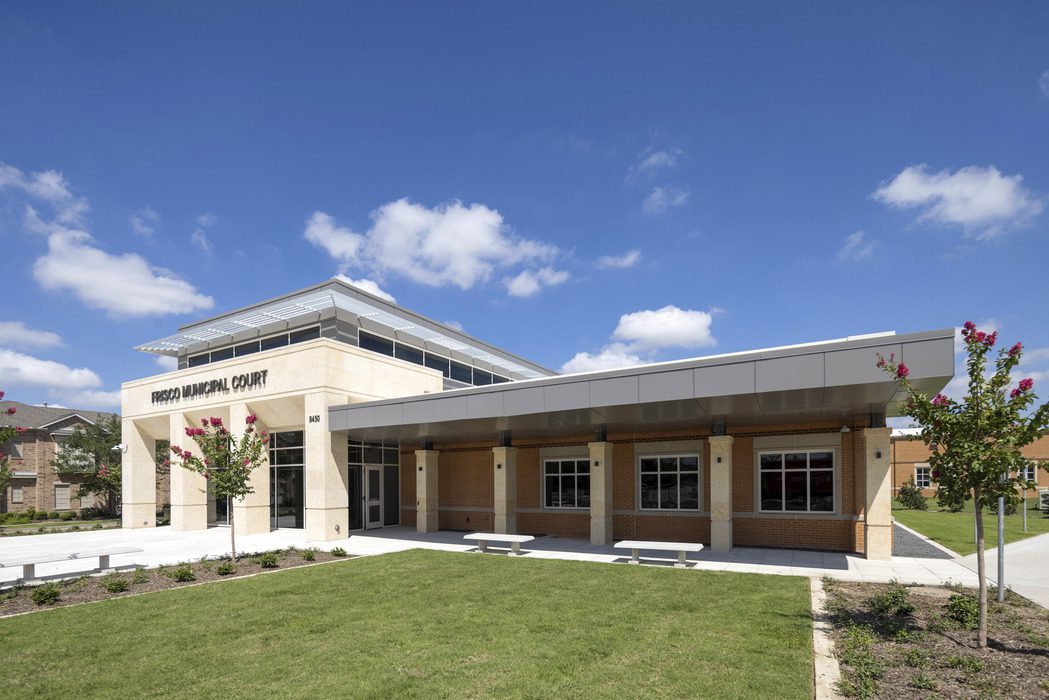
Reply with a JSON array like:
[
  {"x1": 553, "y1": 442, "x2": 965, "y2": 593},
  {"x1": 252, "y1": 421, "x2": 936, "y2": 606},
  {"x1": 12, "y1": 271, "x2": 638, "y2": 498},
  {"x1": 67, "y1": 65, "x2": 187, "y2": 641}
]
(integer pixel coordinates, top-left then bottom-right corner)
[
  {"x1": 836, "y1": 623, "x2": 885, "y2": 699},
  {"x1": 131, "y1": 567, "x2": 149, "y2": 585},
  {"x1": 34, "y1": 512, "x2": 48, "y2": 520},
  {"x1": 946, "y1": 594, "x2": 980, "y2": 629},
  {"x1": 896, "y1": 479, "x2": 928, "y2": 510},
  {"x1": 69, "y1": 525, "x2": 80, "y2": 531},
  {"x1": 101, "y1": 574, "x2": 129, "y2": 593},
  {"x1": 989, "y1": 499, "x2": 1018, "y2": 516},
  {"x1": 31, "y1": 583, "x2": 61, "y2": 606},
  {"x1": 865, "y1": 581, "x2": 914, "y2": 617},
  {"x1": 302, "y1": 548, "x2": 317, "y2": 562},
  {"x1": 946, "y1": 654, "x2": 983, "y2": 674},
  {"x1": 217, "y1": 561, "x2": 236, "y2": 576},
  {"x1": 903, "y1": 647, "x2": 930, "y2": 669},
  {"x1": 256, "y1": 552, "x2": 279, "y2": 569},
  {"x1": 47, "y1": 511, "x2": 60, "y2": 519},
  {"x1": 330, "y1": 547, "x2": 347, "y2": 557},
  {"x1": 60, "y1": 511, "x2": 76, "y2": 521},
  {"x1": 910, "y1": 673, "x2": 936, "y2": 691},
  {"x1": 172, "y1": 564, "x2": 196, "y2": 582}
]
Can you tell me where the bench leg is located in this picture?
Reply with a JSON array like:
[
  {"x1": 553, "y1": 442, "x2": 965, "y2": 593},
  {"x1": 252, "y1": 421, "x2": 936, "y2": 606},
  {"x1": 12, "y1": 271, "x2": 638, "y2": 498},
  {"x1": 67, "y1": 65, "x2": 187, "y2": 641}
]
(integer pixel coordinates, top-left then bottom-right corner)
[
  {"x1": 477, "y1": 541, "x2": 488, "y2": 553},
  {"x1": 99, "y1": 554, "x2": 112, "y2": 572},
  {"x1": 676, "y1": 551, "x2": 687, "y2": 568},
  {"x1": 629, "y1": 548, "x2": 640, "y2": 564},
  {"x1": 510, "y1": 542, "x2": 521, "y2": 556}
]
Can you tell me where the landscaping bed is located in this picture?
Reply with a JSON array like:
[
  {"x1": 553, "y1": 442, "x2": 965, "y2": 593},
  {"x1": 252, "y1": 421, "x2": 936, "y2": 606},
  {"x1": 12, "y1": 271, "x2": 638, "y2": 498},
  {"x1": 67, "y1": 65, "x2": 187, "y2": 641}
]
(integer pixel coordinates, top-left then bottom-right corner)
[
  {"x1": 824, "y1": 577, "x2": 1049, "y2": 699},
  {"x1": 0, "y1": 546, "x2": 350, "y2": 617}
]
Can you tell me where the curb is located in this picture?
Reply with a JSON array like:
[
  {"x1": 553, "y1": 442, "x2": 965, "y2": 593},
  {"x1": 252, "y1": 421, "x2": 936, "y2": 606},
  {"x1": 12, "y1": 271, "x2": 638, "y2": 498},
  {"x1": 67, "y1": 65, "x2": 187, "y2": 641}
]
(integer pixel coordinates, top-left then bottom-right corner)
[{"x1": 810, "y1": 577, "x2": 844, "y2": 700}]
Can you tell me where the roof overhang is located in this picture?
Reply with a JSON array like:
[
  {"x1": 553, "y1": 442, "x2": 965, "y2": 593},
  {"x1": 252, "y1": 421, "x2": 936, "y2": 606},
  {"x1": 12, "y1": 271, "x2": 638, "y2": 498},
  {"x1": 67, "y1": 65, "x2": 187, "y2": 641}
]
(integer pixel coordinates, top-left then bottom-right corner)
[{"x1": 328, "y1": 328, "x2": 955, "y2": 443}]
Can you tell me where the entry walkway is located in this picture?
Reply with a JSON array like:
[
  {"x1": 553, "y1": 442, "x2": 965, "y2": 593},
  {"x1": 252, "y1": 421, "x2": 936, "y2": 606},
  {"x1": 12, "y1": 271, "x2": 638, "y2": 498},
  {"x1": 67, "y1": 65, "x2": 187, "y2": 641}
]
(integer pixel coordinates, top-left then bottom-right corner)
[
  {"x1": 959, "y1": 531, "x2": 1049, "y2": 609},
  {"x1": 0, "y1": 525, "x2": 978, "y2": 588}
]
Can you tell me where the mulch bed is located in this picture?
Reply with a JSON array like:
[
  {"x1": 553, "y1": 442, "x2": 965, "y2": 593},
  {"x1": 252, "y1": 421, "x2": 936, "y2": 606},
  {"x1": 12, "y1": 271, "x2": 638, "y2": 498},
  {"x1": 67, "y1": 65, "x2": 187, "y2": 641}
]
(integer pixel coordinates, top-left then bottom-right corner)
[
  {"x1": 0, "y1": 547, "x2": 354, "y2": 617},
  {"x1": 824, "y1": 578, "x2": 1049, "y2": 699}
]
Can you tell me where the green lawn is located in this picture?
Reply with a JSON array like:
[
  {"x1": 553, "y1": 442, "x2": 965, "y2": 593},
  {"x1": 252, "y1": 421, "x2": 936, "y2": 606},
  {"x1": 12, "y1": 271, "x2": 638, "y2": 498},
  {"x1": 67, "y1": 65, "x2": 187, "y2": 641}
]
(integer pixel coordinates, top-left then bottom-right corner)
[
  {"x1": 1, "y1": 549, "x2": 813, "y2": 699},
  {"x1": 894, "y1": 496, "x2": 1049, "y2": 556}
]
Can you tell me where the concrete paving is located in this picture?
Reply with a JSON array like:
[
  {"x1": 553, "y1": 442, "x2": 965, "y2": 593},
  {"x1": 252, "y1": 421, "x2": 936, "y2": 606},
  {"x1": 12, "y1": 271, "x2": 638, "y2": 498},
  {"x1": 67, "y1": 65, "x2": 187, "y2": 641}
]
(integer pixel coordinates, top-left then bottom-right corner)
[
  {"x1": 959, "y1": 531, "x2": 1049, "y2": 609},
  {"x1": 0, "y1": 525, "x2": 980, "y2": 588}
]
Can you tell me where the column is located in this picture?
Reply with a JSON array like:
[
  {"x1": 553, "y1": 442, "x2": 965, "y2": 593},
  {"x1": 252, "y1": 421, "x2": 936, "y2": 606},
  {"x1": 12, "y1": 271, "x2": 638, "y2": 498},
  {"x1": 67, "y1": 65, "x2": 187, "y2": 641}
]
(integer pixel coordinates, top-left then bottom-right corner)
[
  {"x1": 121, "y1": 419, "x2": 156, "y2": 529},
  {"x1": 170, "y1": 413, "x2": 207, "y2": 531},
  {"x1": 864, "y1": 427, "x2": 893, "y2": 560},
  {"x1": 588, "y1": 441, "x2": 614, "y2": 545},
  {"x1": 415, "y1": 449, "x2": 439, "y2": 533},
  {"x1": 304, "y1": 392, "x2": 349, "y2": 541},
  {"x1": 231, "y1": 403, "x2": 271, "y2": 535},
  {"x1": 492, "y1": 446, "x2": 517, "y2": 534},
  {"x1": 709, "y1": 435, "x2": 734, "y2": 553}
]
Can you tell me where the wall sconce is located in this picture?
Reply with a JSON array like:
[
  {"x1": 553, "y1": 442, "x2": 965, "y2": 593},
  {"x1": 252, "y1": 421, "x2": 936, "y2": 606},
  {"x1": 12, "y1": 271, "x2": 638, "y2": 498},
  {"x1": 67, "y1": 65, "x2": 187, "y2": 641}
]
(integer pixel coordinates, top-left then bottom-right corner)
[
  {"x1": 594, "y1": 461, "x2": 600, "y2": 467},
  {"x1": 335, "y1": 524, "x2": 340, "y2": 534},
  {"x1": 717, "y1": 456, "x2": 722, "y2": 464},
  {"x1": 876, "y1": 450, "x2": 883, "y2": 460},
  {"x1": 840, "y1": 426, "x2": 851, "y2": 433},
  {"x1": 496, "y1": 463, "x2": 502, "y2": 469}
]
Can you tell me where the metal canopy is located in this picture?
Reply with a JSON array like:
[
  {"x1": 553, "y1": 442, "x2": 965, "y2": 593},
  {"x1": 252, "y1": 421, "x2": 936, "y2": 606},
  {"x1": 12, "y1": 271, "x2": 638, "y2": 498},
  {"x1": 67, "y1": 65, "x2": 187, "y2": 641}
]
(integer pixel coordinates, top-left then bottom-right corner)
[{"x1": 328, "y1": 328, "x2": 955, "y2": 443}]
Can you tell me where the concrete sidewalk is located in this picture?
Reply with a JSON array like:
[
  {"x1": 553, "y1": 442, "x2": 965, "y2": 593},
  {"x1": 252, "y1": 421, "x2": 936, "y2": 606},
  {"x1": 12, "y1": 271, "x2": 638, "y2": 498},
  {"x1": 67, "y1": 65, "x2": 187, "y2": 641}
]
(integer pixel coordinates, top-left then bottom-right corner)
[
  {"x1": 0, "y1": 525, "x2": 980, "y2": 588},
  {"x1": 959, "y1": 531, "x2": 1049, "y2": 608}
]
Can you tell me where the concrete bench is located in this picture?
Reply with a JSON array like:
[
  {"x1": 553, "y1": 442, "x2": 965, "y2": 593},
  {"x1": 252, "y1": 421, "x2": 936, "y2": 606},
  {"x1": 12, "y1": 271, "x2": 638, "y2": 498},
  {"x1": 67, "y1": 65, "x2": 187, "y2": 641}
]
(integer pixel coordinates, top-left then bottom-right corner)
[
  {"x1": 1, "y1": 546, "x2": 144, "y2": 582},
  {"x1": 614, "y1": 540, "x2": 704, "y2": 568},
  {"x1": 463, "y1": 532, "x2": 535, "y2": 556}
]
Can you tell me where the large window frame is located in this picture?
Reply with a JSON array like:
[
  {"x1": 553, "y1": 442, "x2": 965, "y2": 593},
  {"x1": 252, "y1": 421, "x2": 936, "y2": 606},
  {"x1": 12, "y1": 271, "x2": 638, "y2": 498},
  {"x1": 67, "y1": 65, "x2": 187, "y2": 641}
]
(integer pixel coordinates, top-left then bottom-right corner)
[
  {"x1": 543, "y1": 458, "x2": 591, "y2": 509},
  {"x1": 914, "y1": 464, "x2": 931, "y2": 488},
  {"x1": 638, "y1": 454, "x2": 701, "y2": 511},
  {"x1": 757, "y1": 448, "x2": 837, "y2": 514},
  {"x1": 1021, "y1": 462, "x2": 1038, "y2": 484}
]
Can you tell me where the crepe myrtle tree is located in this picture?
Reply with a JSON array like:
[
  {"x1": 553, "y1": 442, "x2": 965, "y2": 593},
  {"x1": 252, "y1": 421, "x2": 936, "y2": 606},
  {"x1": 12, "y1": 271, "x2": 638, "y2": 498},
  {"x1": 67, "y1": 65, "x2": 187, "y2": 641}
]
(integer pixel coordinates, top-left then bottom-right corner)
[
  {"x1": 0, "y1": 391, "x2": 20, "y2": 496},
  {"x1": 878, "y1": 322, "x2": 1049, "y2": 648},
  {"x1": 168, "y1": 415, "x2": 268, "y2": 560},
  {"x1": 51, "y1": 414, "x2": 123, "y2": 516}
]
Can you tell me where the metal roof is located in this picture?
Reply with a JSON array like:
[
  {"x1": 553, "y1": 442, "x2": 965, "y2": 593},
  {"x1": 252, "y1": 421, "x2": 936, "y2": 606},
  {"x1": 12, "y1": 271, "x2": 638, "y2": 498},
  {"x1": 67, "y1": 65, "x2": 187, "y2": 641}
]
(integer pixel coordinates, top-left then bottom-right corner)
[{"x1": 134, "y1": 278, "x2": 555, "y2": 379}]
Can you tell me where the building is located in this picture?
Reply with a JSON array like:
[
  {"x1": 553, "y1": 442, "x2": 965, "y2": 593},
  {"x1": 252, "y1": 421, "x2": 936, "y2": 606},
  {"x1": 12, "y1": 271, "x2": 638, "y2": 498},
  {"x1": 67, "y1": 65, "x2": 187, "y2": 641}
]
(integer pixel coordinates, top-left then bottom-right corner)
[
  {"x1": 891, "y1": 430, "x2": 1049, "y2": 497},
  {"x1": 0, "y1": 402, "x2": 131, "y2": 514},
  {"x1": 121, "y1": 278, "x2": 955, "y2": 559}
]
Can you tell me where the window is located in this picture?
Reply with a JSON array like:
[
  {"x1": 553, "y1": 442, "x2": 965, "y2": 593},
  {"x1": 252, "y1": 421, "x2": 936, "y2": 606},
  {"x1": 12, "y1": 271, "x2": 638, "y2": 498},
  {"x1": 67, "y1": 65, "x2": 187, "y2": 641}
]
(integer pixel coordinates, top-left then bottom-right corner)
[
  {"x1": 915, "y1": 465, "x2": 931, "y2": 488},
  {"x1": 1021, "y1": 463, "x2": 1038, "y2": 484},
  {"x1": 359, "y1": 331, "x2": 394, "y2": 357},
  {"x1": 54, "y1": 484, "x2": 70, "y2": 510},
  {"x1": 188, "y1": 354, "x2": 209, "y2": 368},
  {"x1": 260, "y1": 334, "x2": 288, "y2": 351},
  {"x1": 394, "y1": 343, "x2": 424, "y2": 366},
  {"x1": 450, "y1": 361, "x2": 473, "y2": 384},
  {"x1": 423, "y1": 353, "x2": 450, "y2": 378},
  {"x1": 544, "y1": 459, "x2": 590, "y2": 508},
  {"x1": 235, "y1": 341, "x2": 260, "y2": 357},
  {"x1": 11, "y1": 485, "x2": 23, "y2": 503},
  {"x1": 639, "y1": 455, "x2": 700, "y2": 510},
  {"x1": 759, "y1": 450, "x2": 834, "y2": 513},
  {"x1": 289, "y1": 326, "x2": 320, "y2": 344},
  {"x1": 6, "y1": 440, "x2": 23, "y2": 460}
]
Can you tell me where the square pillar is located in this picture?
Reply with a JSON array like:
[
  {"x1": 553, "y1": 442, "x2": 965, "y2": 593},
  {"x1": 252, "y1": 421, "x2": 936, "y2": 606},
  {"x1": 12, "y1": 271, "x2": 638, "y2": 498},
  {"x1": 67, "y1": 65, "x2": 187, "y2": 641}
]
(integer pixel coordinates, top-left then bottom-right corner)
[
  {"x1": 588, "y1": 441, "x2": 614, "y2": 545},
  {"x1": 121, "y1": 419, "x2": 157, "y2": 529},
  {"x1": 709, "y1": 435, "x2": 734, "y2": 553},
  {"x1": 416, "y1": 449, "x2": 439, "y2": 533},
  {"x1": 170, "y1": 413, "x2": 207, "y2": 531},
  {"x1": 864, "y1": 427, "x2": 893, "y2": 560},
  {"x1": 304, "y1": 392, "x2": 349, "y2": 541},
  {"x1": 492, "y1": 446, "x2": 517, "y2": 534},
  {"x1": 230, "y1": 403, "x2": 271, "y2": 536}
]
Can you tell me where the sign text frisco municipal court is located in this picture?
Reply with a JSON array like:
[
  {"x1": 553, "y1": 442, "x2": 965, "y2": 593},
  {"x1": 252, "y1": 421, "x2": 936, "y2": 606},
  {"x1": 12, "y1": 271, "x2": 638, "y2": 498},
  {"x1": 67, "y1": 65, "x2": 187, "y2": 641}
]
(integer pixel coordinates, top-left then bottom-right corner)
[{"x1": 151, "y1": 370, "x2": 269, "y2": 405}]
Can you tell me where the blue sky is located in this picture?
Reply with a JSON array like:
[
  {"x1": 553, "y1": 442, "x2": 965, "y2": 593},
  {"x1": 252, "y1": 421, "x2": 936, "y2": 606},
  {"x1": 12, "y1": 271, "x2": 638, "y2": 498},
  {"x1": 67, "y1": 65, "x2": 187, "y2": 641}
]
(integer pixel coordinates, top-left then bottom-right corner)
[{"x1": 1, "y1": 2, "x2": 1048, "y2": 410}]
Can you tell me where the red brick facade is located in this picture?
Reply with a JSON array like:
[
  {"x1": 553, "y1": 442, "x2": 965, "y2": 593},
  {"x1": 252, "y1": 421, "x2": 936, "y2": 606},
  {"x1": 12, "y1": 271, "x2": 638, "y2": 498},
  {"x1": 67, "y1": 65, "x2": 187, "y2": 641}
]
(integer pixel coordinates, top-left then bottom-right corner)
[{"x1": 891, "y1": 434, "x2": 1049, "y2": 497}]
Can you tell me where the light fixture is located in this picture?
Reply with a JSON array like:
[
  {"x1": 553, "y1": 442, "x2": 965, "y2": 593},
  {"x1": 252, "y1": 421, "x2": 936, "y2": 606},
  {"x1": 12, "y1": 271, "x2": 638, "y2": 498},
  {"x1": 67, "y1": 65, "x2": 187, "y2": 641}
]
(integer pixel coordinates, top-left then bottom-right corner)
[
  {"x1": 840, "y1": 426, "x2": 851, "y2": 433},
  {"x1": 111, "y1": 443, "x2": 129, "y2": 454}
]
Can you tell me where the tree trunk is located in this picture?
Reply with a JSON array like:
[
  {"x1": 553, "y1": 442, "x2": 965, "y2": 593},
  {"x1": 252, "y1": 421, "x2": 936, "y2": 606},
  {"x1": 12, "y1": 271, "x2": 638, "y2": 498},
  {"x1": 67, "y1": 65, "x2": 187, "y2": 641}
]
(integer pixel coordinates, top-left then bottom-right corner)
[
  {"x1": 229, "y1": 505, "x2": 237, "y2": 561},
  {"x1": 974, "y1": 488, "x2": 988, "y2": 648}
]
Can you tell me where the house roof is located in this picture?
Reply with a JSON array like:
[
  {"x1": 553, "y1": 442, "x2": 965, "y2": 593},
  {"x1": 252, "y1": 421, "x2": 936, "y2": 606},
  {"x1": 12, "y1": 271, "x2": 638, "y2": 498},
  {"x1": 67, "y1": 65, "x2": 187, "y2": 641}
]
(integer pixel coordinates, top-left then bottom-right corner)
[{"x1": 0, "y1": 401, "x2": 117, "y2": 431}]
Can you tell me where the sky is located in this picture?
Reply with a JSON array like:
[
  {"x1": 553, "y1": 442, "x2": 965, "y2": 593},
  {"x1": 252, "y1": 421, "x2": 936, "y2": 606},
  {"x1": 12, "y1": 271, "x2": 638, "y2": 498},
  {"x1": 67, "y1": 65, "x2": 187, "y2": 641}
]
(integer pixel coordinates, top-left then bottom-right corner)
[{"x1": 1, "y1": 2, "x2": 1048, "y2": 412}]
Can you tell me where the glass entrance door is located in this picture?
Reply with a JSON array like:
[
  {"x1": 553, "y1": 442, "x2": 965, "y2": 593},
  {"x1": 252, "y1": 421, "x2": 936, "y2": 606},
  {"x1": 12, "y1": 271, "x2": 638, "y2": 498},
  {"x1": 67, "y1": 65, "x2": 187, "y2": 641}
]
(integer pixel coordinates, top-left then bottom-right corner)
[
  {"x1": 365, "y1": 465, "x2": 383, "y2": 529},
  {"x1": 348, "y1": 465, "x2": 363, "y2": 530},
  {"x1": 269, "y1": 431, "x2": 305, "y2": 529}
]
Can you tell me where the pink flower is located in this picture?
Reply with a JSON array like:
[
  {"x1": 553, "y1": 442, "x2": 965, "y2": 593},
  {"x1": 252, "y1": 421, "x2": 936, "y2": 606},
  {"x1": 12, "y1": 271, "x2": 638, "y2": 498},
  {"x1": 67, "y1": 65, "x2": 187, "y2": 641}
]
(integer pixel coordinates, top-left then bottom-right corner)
[
  {"x1": 5, "y1": 406, "x2": 16, "y2": 415},
  {"x1": 983, "y1": 331, "x2": 997, "y2": 347},
  {"x1": 202, "y1": 471, "x2": 209, "y2": 480},
  {"x1": 0, "y1": 451, "x2": 5, "y2": 460},
  {"x1": 243, "y1": 458, "x2": 251, "y2": 466},
  {"x1": 201, "y1": 418, "x2": 208, "y2": 427},
  {"x1": 245, "y1": 414, "x2": 257, "y2": 425},
  {"x1": 0, "y1": 390, "x2": 4, "y2": 400},
  {"x1": 1009, "y1": 342, "x2": 1023, "y2": 358},
  {"x1": 183, "y1": 450, "x2": 192, "y2": 459},
  {"x1": 932, "y1": 394, "x2": 948, "y2": 407},
  {"x1": 15, "y1": 426, "x2": 25, "y2": 433},
  {"x1": 931, "y1": 469, "x2": 940, "y2": 480},
  {"x1": 1011, "y1": 388, "x2": 1021, "y2": 398},
  {"x1": 209, "y1": 417, "x2": 223, "y2": 427},
  {"x1": 963, "y1": 321, "x2": 976, "y2": 333},
  {"x1": 1019, "y1": 378, "x2": 1033, "y2": 392},
  {"x1": 896, "y1": 363, "x2": 909, "y2": 379},
  {"x1": 876, "y1": 355, "x2": 886, "y2": 369}
]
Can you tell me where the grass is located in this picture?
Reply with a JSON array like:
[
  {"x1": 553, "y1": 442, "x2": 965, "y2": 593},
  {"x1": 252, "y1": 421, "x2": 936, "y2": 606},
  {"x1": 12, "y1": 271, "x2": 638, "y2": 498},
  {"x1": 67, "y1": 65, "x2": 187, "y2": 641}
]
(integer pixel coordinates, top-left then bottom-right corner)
[
  {"x1": 0, "y1": 549, "x2": 813, "y2": 698},
  {"x1": 894, "y1": 496, "x2": 1049, "y2": 556}
]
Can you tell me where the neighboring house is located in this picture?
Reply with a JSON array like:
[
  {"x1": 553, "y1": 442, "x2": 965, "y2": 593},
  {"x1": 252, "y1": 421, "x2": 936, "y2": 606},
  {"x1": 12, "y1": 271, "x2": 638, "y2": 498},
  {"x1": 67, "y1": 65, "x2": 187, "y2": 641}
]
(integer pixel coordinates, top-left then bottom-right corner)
[
  {"x1": 0, "y1": 401, "x2": 170, "y2": 515},
  {"x1": 891, "y1": 428, "x2": 1049, "y2": 497}
]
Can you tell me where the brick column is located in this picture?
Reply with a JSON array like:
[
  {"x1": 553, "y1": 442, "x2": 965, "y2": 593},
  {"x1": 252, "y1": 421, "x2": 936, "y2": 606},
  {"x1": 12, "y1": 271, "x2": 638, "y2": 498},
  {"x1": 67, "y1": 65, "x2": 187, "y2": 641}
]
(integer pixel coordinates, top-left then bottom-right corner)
[
  {"x1": 120, "y1": 418, "x2": 156, "y2": 529},
  {"x1": 231, "y1": 403, "x2": 271, "y2": 535},
  {"x1": 588, "y1": 441, "x2": 614, "y2": 545},
  {"x1": 492, "y1": 446, "x2": 517, "y2": 534},
  {"x1": 304, "y1": 392, "x2": 349, "y2": 541},
  {"x1": 864, "y1": 427, "x2": 893, "y2": 560},
  {"x1": 709, "y1": 435, "x2": 734, "y2": 552},
  {"x1": 170, "y1": 413, "x2": 207, "y2": 531},
  {"x1": 415, "y1": 449, "x2": 439, "y2": 533}
]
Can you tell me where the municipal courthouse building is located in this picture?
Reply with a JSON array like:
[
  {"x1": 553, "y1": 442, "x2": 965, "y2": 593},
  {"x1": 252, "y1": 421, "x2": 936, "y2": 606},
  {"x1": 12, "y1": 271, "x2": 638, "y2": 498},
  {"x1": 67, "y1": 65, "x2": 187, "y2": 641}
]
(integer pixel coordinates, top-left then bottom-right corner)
[{"x1": 121, "y1": 278, "x2": 954, "y2": 559}]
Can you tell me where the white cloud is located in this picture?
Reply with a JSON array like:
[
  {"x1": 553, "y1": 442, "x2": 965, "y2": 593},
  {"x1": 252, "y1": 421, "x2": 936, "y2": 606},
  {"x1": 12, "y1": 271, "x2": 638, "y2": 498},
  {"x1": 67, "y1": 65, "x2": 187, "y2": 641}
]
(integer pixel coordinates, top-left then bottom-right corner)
[
  {"x1": 334, "y1": 274, "x2": 396, "y2": 303},
  {"x1": 0, "y1": 348, "x2": 102, "y2": 389},
  {"x1": 626, "y1": 148, "x2": 684, "y2": 181},
  {"x1": 60, "y1": 389, "x2": 120, "y2": 409},
  {"x1": 596, "y1": 249, "x2": 641, "y2": 269},
  {"x1": 836, "y1": 230, "x2": 877, "y2": 262},
  {"x1": 561, "y1": 305, "x2": 718, "y2": 373},
  {"x1": 642, "y1": 185, "x2": 690, "y2": 214},
  {"x1": 130, "y1": 207, "x2": 159, "y2": 237},
  {"x1": 191, "y1": 229, "x2": 212, "y2": 254},
  {"x1": 504, "y1": 267, "x2": 570, "y2": 298},
  {"x1": 0, "y1": 161, "x2": 88, "y2": 225},
  {"x1": 1039, "y1": 69, "x2": 1049, "y2": 98},
  {"x1": 443, "y1": 320, "x2": 464, "y2": 332},
  {"x1": 0, "y1": 321, "x2": 63, "y2": 350},
  {"x1": 305, "y1": 199, "x2": 559, "y2": 292},
  {"x1": 196, "y1": 213, "x2": 217, "y2": 227},
  {"x1": 154, "y1": 355, "x2": 178, "y2": 371},
  {"x1": 872, "y1": 164, "x2": 1044, "y2": 239}
]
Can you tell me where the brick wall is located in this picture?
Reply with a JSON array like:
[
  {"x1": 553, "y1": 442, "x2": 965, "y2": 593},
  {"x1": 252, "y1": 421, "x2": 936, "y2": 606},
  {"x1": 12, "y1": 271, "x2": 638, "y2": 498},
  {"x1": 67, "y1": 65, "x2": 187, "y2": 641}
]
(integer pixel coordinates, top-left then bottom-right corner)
[{"x1": 892, "y1": 435, "x2": 1049, "y2": 497}]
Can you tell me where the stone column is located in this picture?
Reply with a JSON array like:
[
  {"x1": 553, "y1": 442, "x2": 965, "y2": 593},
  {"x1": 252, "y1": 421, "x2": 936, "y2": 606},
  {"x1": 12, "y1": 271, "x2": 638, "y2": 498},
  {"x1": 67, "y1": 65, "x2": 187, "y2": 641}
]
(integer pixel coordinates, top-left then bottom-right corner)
[
  {"x1": 709, "y1": 435, "x2": 735, "y2": 552},
  {"x1": 121, "y1": 418, "x2": 157, "y2": 529},
  {"x1": 304, "y1": 392, "x2": 349, "y2": 541},
  {"x1": 231, "y1": 403, "x2": 271, "y2": 535},
  {"x1": 864, "y1": 427, "x2": 893, "y2": 560},
  {"x1": 415, "y1": 449, "x2": 439, "y2": 533},
  {"x1": 588, "y1": 441, "x2": 614, "y2": 545},
  {"x1": 170, "y1": 413, "x2": 207, "y2": 531},
  {"x1": 492, "y1": 446, "x2": 517, "y2": 534}
]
